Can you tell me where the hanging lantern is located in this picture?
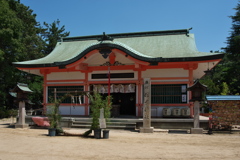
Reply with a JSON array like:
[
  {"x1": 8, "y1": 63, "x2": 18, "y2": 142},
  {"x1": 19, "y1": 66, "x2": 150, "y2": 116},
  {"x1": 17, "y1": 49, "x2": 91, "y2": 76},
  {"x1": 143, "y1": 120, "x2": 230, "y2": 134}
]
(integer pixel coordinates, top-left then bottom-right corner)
[{"x1": 204, "y1": 62, "x2": 212, "y2": 76}]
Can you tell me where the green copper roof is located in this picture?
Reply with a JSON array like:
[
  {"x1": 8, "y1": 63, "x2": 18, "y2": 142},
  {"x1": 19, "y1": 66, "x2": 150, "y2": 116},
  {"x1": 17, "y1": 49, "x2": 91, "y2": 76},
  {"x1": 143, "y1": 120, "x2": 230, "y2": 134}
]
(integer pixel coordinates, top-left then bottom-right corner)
[
  {"x1": 13, "y1": 29, "x2": 224, "y2": 68},
  {"x1": 12, "y1": 83, "x2": 33, "y2": 93}
]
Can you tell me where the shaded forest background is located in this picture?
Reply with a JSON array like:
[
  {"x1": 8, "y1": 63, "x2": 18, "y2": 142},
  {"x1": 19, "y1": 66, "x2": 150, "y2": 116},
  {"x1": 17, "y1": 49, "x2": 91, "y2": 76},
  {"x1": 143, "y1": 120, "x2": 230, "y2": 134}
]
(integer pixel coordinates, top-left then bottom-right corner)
[
  {"x1": 0, "y1": 0, "x2": 240, "y2": 117},
  {"x1": 0, "y1": 0, "x2": 69, "y2": 117}
]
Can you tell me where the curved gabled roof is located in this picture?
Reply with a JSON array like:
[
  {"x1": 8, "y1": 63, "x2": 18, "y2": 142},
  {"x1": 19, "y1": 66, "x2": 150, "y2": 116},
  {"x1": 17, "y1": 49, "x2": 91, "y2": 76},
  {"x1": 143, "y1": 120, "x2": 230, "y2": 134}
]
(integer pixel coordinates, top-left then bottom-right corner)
[{"x1": 13, "y1": 29, "x2": 224, "y2": 68}]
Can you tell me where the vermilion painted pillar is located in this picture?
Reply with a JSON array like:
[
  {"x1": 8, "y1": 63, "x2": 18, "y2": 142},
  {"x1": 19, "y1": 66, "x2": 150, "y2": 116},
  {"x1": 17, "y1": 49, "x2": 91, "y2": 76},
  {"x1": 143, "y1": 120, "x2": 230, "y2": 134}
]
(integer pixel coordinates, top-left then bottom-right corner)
[
  {"x1": 84, "y1": 72, "x2": 89, "y2": 116},
  {"x1": 42, "y1": 71, "x2": 48, "y2": 115},
  {"x1": 137, "y1": 70, "x2": 142, "y2": 117},
  {"x1": 189, "y1": 67, "x2": 194, "y2": 117}
]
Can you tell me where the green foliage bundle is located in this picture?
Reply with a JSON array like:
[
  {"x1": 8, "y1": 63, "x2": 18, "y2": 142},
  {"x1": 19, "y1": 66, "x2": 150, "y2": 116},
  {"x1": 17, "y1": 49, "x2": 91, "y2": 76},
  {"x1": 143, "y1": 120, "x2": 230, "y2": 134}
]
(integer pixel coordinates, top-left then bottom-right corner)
[
  {"x1": 47, "y1": 104, "x2": 61, "y2": 129},
  {"x1": 89, "y1": 92, "x2": 112, "y2": 130},
  {"x1": 83, "y1": 92, "x2": 112, "y2": 136},
  {"x1": 46, "y1": 94, "x2": 70, "y2": 134}
]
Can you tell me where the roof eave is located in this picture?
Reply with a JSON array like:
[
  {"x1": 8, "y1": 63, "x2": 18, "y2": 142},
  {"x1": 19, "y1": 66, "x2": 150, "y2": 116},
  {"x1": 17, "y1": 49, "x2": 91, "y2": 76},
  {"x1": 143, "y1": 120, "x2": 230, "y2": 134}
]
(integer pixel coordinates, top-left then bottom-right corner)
[{"x1": 13, "y1": 52, "x2": 225, "y2": 69}]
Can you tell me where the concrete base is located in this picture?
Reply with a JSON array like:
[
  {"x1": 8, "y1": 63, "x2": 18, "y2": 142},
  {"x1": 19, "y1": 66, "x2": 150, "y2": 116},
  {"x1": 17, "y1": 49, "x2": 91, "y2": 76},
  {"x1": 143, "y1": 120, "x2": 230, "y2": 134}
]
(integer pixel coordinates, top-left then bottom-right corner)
[
  {"x1": 140, "y1": 127, "x2": 154, "y2": 133},
  {"x1": 60, "y1": 118, "x2": 74, "y2": 127},
  {"x1": 190, "y1": 128, "x2": 203, "y2": 134},
  {"x1": 15, "y1": 124, "x2": 29, "y2": 128}
]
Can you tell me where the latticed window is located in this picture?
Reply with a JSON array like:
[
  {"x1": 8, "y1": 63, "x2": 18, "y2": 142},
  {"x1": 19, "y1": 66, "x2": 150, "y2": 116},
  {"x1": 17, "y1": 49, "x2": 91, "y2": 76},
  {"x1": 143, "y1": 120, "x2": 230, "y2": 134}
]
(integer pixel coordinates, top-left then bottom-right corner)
[
  {"x1": 48, "y1": 86, "x2": 84, "y2": 103},
  {"x1": 151, "y1": 84, "x2": 187, "y2": 104}
]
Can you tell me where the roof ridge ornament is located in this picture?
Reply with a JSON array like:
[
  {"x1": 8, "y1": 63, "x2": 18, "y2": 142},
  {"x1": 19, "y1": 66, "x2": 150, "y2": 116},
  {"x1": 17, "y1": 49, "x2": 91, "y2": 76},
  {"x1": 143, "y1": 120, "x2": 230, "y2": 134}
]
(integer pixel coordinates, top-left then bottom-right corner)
[
  {"x1": 99, "y1": 48, "x2": 112, "y2": 59},
  {"x1": 101, "y1": 61, "x2": 124, "y2": 66},
  {"x1": 186, "y1": 27, "x2": 193, "y2": 36},
  {"x1": 98, "y1": 32, "x2": 114, "y2": 41}
]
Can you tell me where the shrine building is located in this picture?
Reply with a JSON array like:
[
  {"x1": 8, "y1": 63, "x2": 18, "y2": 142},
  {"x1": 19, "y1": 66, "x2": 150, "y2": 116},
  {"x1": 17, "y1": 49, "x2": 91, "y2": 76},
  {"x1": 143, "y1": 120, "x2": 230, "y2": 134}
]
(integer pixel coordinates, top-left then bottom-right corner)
[{"x1": 13, "y1": 29, "x2": 224, "y2": 118}]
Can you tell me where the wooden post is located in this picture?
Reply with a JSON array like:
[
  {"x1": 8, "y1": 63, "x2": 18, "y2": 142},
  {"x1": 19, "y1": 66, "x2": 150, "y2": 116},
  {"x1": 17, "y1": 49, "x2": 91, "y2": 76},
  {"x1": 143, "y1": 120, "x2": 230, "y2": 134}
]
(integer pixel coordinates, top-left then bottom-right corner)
[{"x1": 108, "y1": 66, "x2": 111, "y2": 106}]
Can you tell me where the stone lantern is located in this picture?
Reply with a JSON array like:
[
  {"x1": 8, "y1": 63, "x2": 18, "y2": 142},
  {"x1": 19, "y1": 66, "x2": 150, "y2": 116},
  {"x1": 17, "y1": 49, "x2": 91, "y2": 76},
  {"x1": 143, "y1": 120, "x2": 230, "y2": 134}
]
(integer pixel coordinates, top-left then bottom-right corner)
[
  {"x1": 188, "y1": 79, "x2": 207, "y2": 102},
  {"x1": 11, "y1": 83, "x2": 33, "y2": 128},
  {"x1": 187, "y1": 79, "x2": 207, "y2": 134}
]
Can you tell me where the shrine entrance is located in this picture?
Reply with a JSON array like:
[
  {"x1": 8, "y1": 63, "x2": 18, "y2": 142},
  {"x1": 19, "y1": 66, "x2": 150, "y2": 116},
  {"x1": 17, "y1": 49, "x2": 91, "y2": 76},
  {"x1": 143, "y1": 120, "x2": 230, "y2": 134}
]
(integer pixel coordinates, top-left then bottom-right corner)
[
  {"x1": 91, "y1": 84, "x2": 136, "y2": 117},
  {"x1": 110, "y1": 92, "x2": 136, "y2": 116}
]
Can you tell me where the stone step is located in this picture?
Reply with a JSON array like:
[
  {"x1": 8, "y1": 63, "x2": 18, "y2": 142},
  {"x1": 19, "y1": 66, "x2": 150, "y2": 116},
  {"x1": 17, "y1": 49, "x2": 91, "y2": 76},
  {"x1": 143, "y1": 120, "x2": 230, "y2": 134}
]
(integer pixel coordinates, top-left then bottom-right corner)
[
  {"x1": 73, "y1": 121, "x2": 136, "y2": 125},
  {"x1": 168, "y1": 129, "x2": 190, "y2": 134},
  {"x1": 71, "y1": 120, "x2": 136, "y2": 130},
  {"x1": 71, "y1": 124, "x2": 135, "y2": 130},
  {"x1": 72, "y1": 118, "x2": 140, "y2": 122},
  {"x1": 105, "y1": 125, "x2": 136, "y2": 129}
]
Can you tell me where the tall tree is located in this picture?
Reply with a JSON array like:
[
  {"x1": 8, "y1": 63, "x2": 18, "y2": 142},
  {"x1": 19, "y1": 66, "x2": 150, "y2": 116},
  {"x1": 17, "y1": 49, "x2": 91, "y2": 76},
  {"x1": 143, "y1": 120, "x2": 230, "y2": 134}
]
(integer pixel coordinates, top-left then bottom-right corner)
[
  {"x1": 200, "y1": 51, "x2": 227, "y2": 95},
  {"x1": 42, "y1": 19, "x2": 70, "y2": 55},
  {"x1": 0, "y1": 0, "x2": 44, "y2": 108},
  {"x1": 223, "y1": 2, "x2": 240, "y2": 94},
  {"x1": 0, "y1": 0, "x2": 70, "y2": 111}
]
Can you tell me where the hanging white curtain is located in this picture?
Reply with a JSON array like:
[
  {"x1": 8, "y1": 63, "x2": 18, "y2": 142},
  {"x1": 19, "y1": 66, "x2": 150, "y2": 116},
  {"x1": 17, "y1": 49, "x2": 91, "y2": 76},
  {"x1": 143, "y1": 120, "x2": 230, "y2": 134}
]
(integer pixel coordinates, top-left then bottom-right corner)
[
  {"x1": 119, "y1": 84, "x2": 124, "y2": 93},
  {"x1": 112, "y1": 84, "x2": 117, "y2": 93},
  {"x1": 93, "y1": 84, "x2": 135, "y2": 93},
  {"x1": 129, "y1": 84, "x2": 135, "y2": 93},
  {"x1": 110, "y1": 84, "x2": 114, "y2": 93},
  {"x1": 93, "y1": 85, "x2": 98, "y2": 92}
]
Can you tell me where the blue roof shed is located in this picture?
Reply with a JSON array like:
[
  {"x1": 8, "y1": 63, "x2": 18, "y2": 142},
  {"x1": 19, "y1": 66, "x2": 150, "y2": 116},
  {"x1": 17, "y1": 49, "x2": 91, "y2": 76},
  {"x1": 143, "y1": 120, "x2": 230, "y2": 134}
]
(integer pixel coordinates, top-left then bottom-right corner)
[{"x1": 206, "y1": 95, "x2": 240, "y2": 101}]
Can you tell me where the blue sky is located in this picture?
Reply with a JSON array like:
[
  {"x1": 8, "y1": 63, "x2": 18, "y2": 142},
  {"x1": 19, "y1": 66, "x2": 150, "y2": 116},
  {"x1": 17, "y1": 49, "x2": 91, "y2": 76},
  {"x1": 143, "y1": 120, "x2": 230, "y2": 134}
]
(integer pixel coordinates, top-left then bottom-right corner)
[{"x1": 20, "y1": 0, "x2": 238, "y2": 53}]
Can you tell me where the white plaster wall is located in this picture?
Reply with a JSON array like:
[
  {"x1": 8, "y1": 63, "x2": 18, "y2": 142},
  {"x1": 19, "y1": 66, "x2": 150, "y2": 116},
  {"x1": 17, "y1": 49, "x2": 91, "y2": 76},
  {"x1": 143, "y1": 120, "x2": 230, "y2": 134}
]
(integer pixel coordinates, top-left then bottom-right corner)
[
  {"x1": 46, "y1": 105, "x2": 85, "y2": 115},
  {"x1": 59, "y1": 106, "x2": 85, "y2": 115},
  {"x1": 85, "y1": 52, "x2": 108, "y2": 66},
  {"x1": 151, "y1": 107, "x2": 158, "y2": 117},
  {"x1": 193, "y1": 61, "x2": 217, "y2": 79},
  {"x1": 47, "y1": 72, "x2": 85, "y2": 81},
  {"x1": 142, "y1": 68, "x2": 188, "y2": 78},
  {"x1": 114, "y1": 50, "x2": 135, "y2": 65},
  {"x1": 194, "y1": 62, "x2": 207, "y2": 80},
  {"x1": 192, "y1": 60, "x2": 220, "y2": 80},
  {"x1": 22, "y1": 69, "x2": 41, "y2": 76}
]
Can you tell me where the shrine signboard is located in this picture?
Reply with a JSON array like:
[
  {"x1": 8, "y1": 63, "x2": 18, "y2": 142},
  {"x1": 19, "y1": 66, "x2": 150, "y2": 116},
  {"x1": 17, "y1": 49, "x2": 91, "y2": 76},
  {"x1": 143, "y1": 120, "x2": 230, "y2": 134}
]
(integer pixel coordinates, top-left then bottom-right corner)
[
  {"x1": 140, "y1": 78, "x2": 154, "y2": 133},
  {"x1": 99, "y1": 108, "x2": 106, "y2": 129}
]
